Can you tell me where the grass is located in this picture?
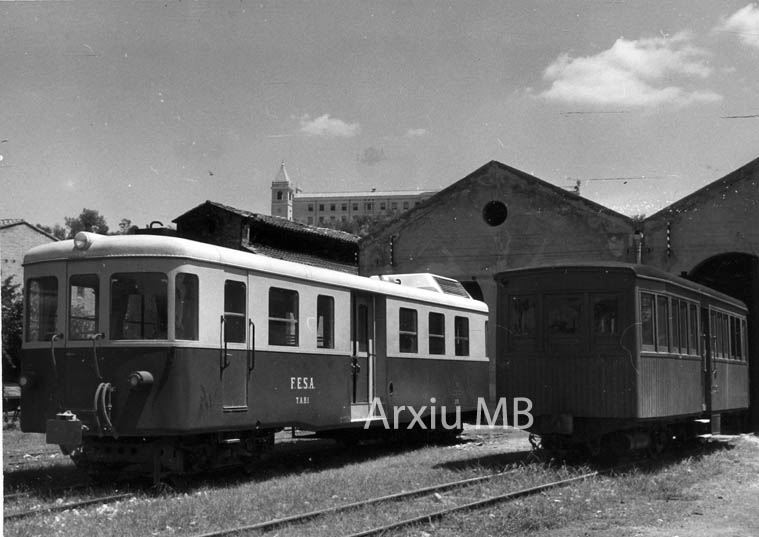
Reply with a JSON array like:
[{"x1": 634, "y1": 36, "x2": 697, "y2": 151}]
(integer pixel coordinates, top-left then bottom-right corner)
[{"x1": 4, "y1": 427, "x2": 759, "y2": 537}]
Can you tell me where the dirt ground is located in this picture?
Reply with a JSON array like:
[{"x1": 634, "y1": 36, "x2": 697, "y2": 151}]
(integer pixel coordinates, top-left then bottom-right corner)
[{"x1": 546, "y1": 435, "x2": 759, "y2": 537}]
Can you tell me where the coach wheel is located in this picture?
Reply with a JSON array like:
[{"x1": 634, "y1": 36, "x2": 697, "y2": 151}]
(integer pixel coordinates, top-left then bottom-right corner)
[{"x1": 648, "y1": 427, "x2": 668, "y2": 458}]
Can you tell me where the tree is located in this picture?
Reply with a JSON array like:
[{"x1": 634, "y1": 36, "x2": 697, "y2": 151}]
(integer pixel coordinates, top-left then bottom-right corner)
[
  {"x1": 65, "y1": 208, "x2": 109, "y2": 237},
  {"x1": 2, "y1": 276, "x2": 23, "y2": 381},
  {"x1": 36, "y1": 223, "x2": 67, "y2": 240},
  {"x1": 323, "y1": 214, "x2": 393, "y2": 237}
]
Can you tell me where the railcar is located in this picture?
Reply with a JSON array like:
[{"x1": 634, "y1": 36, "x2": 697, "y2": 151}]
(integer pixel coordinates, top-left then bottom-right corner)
[
  {"x1": 495, "y1": 263, "x2": 749, "y2": 456},
  {"x1": 20, "y1": 232, "x2": 488, "y2": 480}
]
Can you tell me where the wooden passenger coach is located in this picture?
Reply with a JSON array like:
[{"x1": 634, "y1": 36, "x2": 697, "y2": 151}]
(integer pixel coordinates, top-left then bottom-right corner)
[
  {"x1": 495, "y1": 263, "x2": 749, "y2": 454},
  {"x1": 20, "y1": 232, "x2": 488, "y2": 479}
]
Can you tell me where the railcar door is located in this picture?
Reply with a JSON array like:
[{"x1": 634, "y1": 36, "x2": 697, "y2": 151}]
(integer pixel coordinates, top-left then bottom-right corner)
[
  {"x1": 351, "y1": 293, "x2": 374, "y2": 407},
  {"x1": 220, "y1": 277, "x2": 249, "y2": 411},
  {"x1": 61, "y1": 262, "x2": 108, "y2": 413}
]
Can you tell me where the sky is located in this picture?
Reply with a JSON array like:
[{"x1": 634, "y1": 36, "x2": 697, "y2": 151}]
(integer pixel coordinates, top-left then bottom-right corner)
[{"x1": 1, "y1": 0, "x2": 758, "y2": 230}]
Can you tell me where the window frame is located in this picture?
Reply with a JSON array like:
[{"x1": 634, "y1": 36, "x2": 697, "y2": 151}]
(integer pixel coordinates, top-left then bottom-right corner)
[
  {"x1": 428, "y1": 312, "x2": 445, "y2": 355},
  {"x1": 398, "y1": 307, "x2": 418, "y2": 353},
  {"x1": 268, "y1": 287, "x2": 299, "y2": 347}
]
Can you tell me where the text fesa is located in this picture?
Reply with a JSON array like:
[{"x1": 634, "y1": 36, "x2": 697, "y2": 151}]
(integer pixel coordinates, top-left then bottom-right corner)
[{"x1": 290, "y1": 376, "x2": 315, "y2": 405}]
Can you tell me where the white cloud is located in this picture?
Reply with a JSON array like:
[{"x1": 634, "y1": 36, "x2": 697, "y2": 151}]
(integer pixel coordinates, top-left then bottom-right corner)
[
  {"x1": 539, "y1": 32, "x2": 722, "y2": 108},
  {"x1": 404, "y1": 128, "x2": 428, "y2": 138},
  {"x1": 299, "y1": 114, "x2": 360, "y2": 137},
  {"x1": 718, "y1": 3, "x2": 759, "y2": 48}
]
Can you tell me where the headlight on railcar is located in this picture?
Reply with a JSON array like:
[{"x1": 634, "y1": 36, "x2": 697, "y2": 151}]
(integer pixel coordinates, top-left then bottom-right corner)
[
  {"x1": 19, "y1": 372, "x2": 37, "y2": 389},
  {"x1": 127, "y1": 371, "x2": 154, "y2": 390},
  {"x1": 73, "y1": 232, "x2": 92, "y2": 250}
]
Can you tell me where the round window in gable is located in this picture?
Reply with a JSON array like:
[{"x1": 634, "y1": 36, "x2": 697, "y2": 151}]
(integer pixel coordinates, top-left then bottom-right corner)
[{"x1": 482, "y1": 200, "x2": 508, "y2": 226}]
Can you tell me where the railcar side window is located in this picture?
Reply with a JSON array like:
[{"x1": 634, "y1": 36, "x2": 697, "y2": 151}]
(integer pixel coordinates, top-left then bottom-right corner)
[
  {"x1": 269, "y1": 288, "x2": 299, "y2": 346},
  {"x1": 224, "y1": 280, "x2": 246, "y2": 343},
  {"x1": 640, "y1": 293, "x2": 655, "y2": 350},
  {"x1": 69, "y1": 274, "x2": 99, "y2": 340},
  {"x1": 454, "y1": 316, "x2": 470, "y2": 356},
  {"x1": 110, "y1": 273, "x2": 168, "y2": 340},
  {"x1": 26, "y1": 277, "x2": 58, "y2": 342},
  {"x1": 592, "y1": 295, "x2": 618, "y2": 334},
  {"x1": 429, "y1": 312, "x2": 445, "y2": 355},
  {"x1": 399, "y1": 308, "x2": 418, "y2": 353},
  {"x1": 317, "y1": 295, "x2": 334, "y2": 349},
  {"x1": 175, "y1": 273, "x2": 199, "y2": 340},
  {"x1": 546, "y1": 295, "x2": 582, "y2": 335},
  {"x1": 656, "y1": 296, "x2": 669, "y2": 352}
]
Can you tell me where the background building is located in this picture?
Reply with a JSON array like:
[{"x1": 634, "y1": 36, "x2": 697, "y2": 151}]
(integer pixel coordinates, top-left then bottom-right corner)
[
  {"x1": 0, "y1": 219, "x2": 59, "y2": 286},
  {"x1": 270, "y1": 162, "x2": 436, "y2": 225},
  {"x1": 174, "y1": 201, "x2": 359, "y2": 273}
]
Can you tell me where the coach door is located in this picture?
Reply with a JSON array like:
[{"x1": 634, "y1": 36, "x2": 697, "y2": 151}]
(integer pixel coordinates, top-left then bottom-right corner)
[
  {"x1": 351, "y1": 293, "x2": 374, "y2": 415},
  {"x1": 701, "y1": 307, "x2": 716, "y2": 420},
  {"x1": 220, "y1": 277, "x2": 249, "y2": 411}
]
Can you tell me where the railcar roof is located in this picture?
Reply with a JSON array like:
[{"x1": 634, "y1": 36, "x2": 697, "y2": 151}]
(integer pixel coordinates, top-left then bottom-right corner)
[
  {"x1": 24, "y1": 233, "x2": 488, "y2": 313},
  {"x1": 494, "y1": 261, "x2": 746, "y2": 309}
]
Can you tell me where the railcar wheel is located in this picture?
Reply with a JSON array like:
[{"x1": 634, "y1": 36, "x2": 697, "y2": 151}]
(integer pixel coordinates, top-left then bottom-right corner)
[{"x1": 647, "y1": 427, "x2": 668, "y2": 459}]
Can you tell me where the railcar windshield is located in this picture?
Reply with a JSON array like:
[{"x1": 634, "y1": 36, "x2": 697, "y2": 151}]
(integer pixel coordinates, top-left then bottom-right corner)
[
  {"x1": 26, "y1": 277, "x2": 58, "y2": 341},
  {"x1": 110, "y1": 273, "x2": 168, "y2": 340},
  {"x1": 69, "y1": 274, "x2": 99, "y2": 339}
]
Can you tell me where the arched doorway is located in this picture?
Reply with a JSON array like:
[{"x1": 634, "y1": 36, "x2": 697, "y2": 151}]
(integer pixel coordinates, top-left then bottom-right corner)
[{"x1": 689, "y1": 253, "x2": 759, "y2": 431}]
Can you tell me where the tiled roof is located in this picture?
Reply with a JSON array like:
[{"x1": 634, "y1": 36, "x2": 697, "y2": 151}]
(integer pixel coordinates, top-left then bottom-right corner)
[
  {"x1": 0, "y1": 218, "x2": 24, "y2": 228},
  {"x1": 175, "y1": 201, "x2": 359, "y2": 244},
  {"x1": 242, "y1": 244, "x2": 358, "y2": 274}
]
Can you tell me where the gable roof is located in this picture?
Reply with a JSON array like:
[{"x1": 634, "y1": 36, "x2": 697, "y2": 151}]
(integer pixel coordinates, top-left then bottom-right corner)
[
  {"x1": 361, "y1": 160, "x2": 634, "y2": 241},
  {"x1": 0, "y1": 219, "x2": 60, "y2": 241},
  {"x1": 645, "y1": 155, "x2": 759, "y2": 221}
]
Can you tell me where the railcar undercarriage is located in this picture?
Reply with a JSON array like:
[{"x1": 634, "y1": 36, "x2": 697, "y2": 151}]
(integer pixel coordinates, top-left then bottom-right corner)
[{"x1": 62, "y1": 429, "x2": 277, "y2": 485}]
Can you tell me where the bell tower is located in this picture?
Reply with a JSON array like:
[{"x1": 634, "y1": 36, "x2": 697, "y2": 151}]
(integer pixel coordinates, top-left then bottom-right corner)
[{"x1": 270, "y1": 161, "x2": 294, "y2": 220}]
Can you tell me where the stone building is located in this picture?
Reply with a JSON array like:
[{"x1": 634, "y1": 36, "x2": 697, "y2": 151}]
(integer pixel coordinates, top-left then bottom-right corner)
[
  {"x1": 270, "y1": 162, "x2": 436, "y2": 225},
  {"x1": 0, "y1": 219, "x2": 58, "y2": 287}
]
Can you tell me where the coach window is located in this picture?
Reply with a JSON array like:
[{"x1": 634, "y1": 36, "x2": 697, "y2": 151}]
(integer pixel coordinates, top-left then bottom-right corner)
[
  {"x1": 510, "y1": 296, "x2": 536, "y2": 336},
  {"x1": 110, "y1": 273, "x2": 168, "y2": 340},
  {"x1": 269, "y1": 288, "x2": 299, "y2": 346},
  {"x1": 656, "y1": 296, "x2": 669, "y2": 352},
  {"x1": 454, "y1": 316, "x2": 470, "y2": 356},
  {"x1": 399, "y1": 308, "x2": 418, "y2": 353},
  {"x1": 26, "y1": 277, "x2": 58, "y2": 342},
  {"x1": 678, "y1": 300, "x2": 689, "y2": 354},
  {"x1": 175, "y1": 273, "x2": 199, "y2": 340},
  {"x1": 546, "y1": 295, "x2": 582, "y2": 336},
  {"x1": 741, "y1": 319, "x2": 748, "y2": 362},
  {"x1": 69, "y1": 274, "x2": 99, "y2": 340},
  {"x1": 429, "y1": 312, "x2": 445, "y2": 355},
  {"x1": 640, "y1": 293, "x2": 655, "y2": 350},
  {"x1": 317, "y1": 295, "x2": 334, "y2": 349},
  {"x1": 671, "y1": 299, "x2": 681, "y2": 353},
  {"x1": 688, "y1": 304, "x2": 699, "y2": 355},
  {"x1": 592, "y1": 295, "x2": 618, "y2": 335}
]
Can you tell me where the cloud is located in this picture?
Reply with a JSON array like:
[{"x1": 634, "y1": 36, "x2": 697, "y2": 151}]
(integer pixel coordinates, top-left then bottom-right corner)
[
  {"x1": 717, "y1": 3, "x2": 759, "y2": 48},
  {"x1": 299, "y1": 114, "x2": 360, "y2": 137},
  {"x1": 358, "y1": 146, "x2": 387, "y2": 166},
  {"x1": 539, "y1": 32, "x2": 722, "y2": 108},
  {"x1": 404, "y1": 128, "x2": 428, "y2": 138}
]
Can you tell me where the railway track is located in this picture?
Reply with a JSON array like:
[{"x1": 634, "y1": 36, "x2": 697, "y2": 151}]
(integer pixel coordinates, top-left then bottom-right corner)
[
  {"x1": 189, "y1": 464, "x2": 607, "y2": 537},
  {"x1": 3, "y1": 492, "x2": 134, "y2": 522}
]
